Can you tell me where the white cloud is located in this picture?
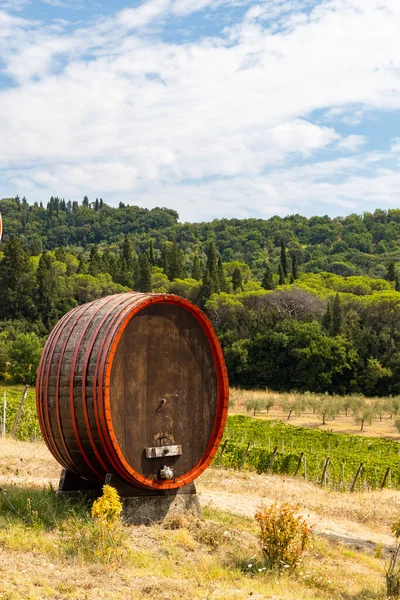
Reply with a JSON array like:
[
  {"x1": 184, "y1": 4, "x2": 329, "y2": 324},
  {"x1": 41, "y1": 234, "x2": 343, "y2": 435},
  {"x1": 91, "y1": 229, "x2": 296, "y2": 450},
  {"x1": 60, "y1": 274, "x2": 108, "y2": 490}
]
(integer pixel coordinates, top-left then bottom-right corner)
[
  {"x1": 336, "y1": 135, "x2": 367, "y2": 152},
  {"x1": 1, "y1": 0, "x2": 400, "y2": 221}
]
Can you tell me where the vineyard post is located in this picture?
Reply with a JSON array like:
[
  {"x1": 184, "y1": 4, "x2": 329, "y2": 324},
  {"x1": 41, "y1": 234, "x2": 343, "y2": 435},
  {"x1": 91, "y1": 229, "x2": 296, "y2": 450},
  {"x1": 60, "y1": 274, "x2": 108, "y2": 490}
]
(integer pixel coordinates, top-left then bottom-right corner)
[
  {"x1": 303, "y1": 455, "x2": 307, "y2": 480},
  {"x1": 239, "y1": 442, "x2": 251, "y2": 470},
  {"x1": 320, "y1": 457, "x2": 330, "y2": 487},
  {"x1": 294, "y1": 452, "x2": 304, "y2": 477},
  {"x1": 2, "y1": 391, "x2": 6, "y2": 438},
  {"x1": 216, "y1": 439, "x2": 229, "y2": 466},
  {"x1": 268, "y1": 446, "x2": 278, "y2": 473},
  {"x1": 350, "y1": 462, "x2": 364, "y2": 493},
  {"x1": 381, "y1": 467, "x2": 391, "y2": 490},
  {"x1": 11, "y1": 385, "x2": 29, "y2": 439}
]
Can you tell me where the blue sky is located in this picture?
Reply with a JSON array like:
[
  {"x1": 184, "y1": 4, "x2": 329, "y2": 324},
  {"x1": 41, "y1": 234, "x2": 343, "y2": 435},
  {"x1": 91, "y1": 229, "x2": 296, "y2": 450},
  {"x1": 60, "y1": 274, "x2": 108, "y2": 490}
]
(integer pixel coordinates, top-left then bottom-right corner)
[{"x1": 0, "y1": 0, "x2": 400, "y2": 222}]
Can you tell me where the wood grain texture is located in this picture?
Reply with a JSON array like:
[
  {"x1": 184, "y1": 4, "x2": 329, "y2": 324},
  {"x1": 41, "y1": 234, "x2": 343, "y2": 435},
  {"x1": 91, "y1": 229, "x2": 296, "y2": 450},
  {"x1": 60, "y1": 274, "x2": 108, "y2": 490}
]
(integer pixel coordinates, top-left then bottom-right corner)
[{"x1": 36, "y1": 293, "x2": 229, "y2": 489}]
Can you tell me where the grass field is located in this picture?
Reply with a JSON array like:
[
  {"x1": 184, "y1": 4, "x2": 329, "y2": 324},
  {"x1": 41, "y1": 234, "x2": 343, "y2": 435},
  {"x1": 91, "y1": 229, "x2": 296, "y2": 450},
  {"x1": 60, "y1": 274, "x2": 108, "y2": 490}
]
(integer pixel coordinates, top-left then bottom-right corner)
[{"x1": 0, "y1": 437, "x2": 396, "y2": 600}]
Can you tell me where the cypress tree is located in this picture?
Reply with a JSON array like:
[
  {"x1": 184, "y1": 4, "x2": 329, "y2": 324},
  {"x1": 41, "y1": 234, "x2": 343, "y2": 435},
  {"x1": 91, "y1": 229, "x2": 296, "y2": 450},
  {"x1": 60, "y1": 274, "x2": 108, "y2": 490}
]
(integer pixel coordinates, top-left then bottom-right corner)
[
  {"x1": 280, "y1": 238, "x2": 288, "y2": 277},
  {"x1": 54, "y1": 247, "x2": 66, "y2": 262},
  {"x1": 0, "y1": 237, "x2": 35, "y2": 320},
  {"x1": 121, "y1": 236, "x2": 134, "y2": 273},
  {"x1": 160, "y1": 242, "x2": 169, "y2": 274},
  {"x1": 198, "y1": 268, "x2": 214, "y2": 308},
  {"x1": 88, "y1": 245, "x2": 102, "y2": 276},
  {"x1": 133, "y1": 256, "x2": 140, "y2": 289},
  {"x1": 167, "y1": 242, "x2": 185, "y2": 280},
  {"x1": 217, "y1": 257, "x2": 228, "y2": 292},
  {"x1": 118, "y1": 236, "x2": 135, "y2": 287},
  {"x1": 387, "y1": 260, "x2": 396, "y2": 282},
  {"x1": 232, "y1": 267, "x2": 243, "y2": 291},
  {"x1": 261, "y1": 262, "x2": 274, "y2": 290},
  {"x1": 191, "y1": 254, "x2": 202, "y2": 280},
  {"x1": 278, "y1": 263, "x2": 285, "y2": 285},
  {"x1": 291, "y1": 252, "x2": 299, "y2": 281},
  {"x1": 331, "y1": 293, "x2": 342, "y2": 336},
  {"x1": 322, "y1": 301, "x2": 332, "y2": 331},
  {"x1": 137, "y1": 253, "x2": 152, "y2": 292},
  {"x1": 206, "y1": 241, "x2": 219, "y2": 290},
  {"x1": 36, "y1": 251, "x2": 58, "y2": 326},
  {"x1": 77, "y1": 253, "x2": 87, "y2": 274},
  {"x1": 149, "y1": 240, "x2": 155, "y2": 266}
]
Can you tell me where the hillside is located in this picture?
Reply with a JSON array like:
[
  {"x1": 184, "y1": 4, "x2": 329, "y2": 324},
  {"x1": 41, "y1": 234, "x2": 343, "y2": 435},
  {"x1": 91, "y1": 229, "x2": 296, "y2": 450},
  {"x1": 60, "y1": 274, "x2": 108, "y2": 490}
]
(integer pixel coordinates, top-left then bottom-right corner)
[{"x1": 1, "y1": 197, "x2": 400, "y2": 396}]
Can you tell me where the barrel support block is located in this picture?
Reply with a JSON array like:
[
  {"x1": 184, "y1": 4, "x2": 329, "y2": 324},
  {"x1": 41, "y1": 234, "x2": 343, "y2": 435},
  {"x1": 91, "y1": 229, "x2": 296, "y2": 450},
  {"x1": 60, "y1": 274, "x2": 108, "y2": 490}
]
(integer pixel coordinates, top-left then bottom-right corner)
[{"x1": 56, "y1": 470, "x2": 202, "y2": 525}]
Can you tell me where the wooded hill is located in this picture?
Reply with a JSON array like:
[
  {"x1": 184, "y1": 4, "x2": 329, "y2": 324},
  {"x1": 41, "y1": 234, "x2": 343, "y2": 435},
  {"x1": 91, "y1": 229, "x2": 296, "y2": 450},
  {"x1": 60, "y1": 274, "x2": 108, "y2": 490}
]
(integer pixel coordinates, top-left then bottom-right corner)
[{"x1": 1, "y1": 195, "x2": 400, "y2": 397}]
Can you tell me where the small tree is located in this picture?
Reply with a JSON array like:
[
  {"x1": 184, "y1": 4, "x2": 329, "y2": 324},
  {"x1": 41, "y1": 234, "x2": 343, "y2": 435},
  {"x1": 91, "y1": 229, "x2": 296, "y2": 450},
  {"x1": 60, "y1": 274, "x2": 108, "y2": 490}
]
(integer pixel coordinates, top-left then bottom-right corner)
[
  {"x1": 372, "y1": 398, "x2": 386, "y2": 422},
  {"x1": 352, "y1": 404, "x2": 376, "y2": 432},
  {"x1": 305, "y1": 393, "x2": 319, "y2": 414},
  {"x1": 317, "y1": 396, "x2": 341, "y2": 425},
  {"x1": 386, "y1": 397, "x2": 400, "y2": 419},
  {"x1": 282, "y1": 395, "x2": 304, "y2": 420},
  {"x1": 265, "y1": 397, "x2": 275, "y2": 413},
  {"x1": 245, "y1": 398, "x2": 266, "y2": 416}
]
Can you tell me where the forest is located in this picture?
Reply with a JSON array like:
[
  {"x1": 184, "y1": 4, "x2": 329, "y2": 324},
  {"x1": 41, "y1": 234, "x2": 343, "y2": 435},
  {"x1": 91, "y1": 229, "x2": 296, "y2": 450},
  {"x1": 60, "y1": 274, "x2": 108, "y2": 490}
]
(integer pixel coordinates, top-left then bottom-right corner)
[{"x1": 1, "y1": 195, "x2": 400, "y2": 395}]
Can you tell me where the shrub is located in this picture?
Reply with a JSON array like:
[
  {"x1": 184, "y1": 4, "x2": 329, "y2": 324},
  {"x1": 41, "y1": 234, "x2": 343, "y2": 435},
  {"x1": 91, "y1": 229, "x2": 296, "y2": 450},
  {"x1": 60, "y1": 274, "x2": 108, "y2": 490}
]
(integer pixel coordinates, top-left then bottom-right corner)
[
  {"x1": 59, "y1": 485, "x2": 127, "y2": 563},
  {"x1": 254, "y1": 503, "x2": 312, "y2": 571}
]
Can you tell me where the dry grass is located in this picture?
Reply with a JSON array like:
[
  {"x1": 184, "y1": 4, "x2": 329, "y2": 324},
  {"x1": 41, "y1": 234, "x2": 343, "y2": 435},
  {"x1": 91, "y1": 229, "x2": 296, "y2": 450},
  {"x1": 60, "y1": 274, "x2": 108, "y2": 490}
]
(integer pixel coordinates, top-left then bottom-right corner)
[
  {"x1": 0, "y1": 438, "x2": 396, "y2": 599},
  {"x1": 230, "y1": 388, "x2": 400, "y2": 439},
  {"x1": 198, "y1": 468, "x2": 400, "y2": 535}
]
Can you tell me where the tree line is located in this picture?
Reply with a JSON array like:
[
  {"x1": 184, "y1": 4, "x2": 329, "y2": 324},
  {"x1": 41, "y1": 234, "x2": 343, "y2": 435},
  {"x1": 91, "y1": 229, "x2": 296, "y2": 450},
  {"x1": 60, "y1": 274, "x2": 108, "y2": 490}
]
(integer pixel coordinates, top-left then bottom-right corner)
[{"x1": 2, "y1": 196, "x2": 400, "y2": 393}]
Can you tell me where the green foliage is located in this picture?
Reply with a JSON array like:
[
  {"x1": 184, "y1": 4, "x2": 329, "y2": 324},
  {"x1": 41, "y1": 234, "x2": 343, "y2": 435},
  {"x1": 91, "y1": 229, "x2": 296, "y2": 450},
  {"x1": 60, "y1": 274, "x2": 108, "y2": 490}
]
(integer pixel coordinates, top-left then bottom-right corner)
[
  {"x1": 137, "y1": 253, "x2": 152, "y2": 292},
  {"x1": 8, "y1": 333, "x2": 43, "y2": 385},
  {"x1": 217, "y1": 415, "x2": 400, "y2": 490},
  {"x1": 261, "y1": 262, "x2": 274, "y2": 290},
  {"x1": 280, "y1": 238, "x2": 288, "y2": 278},
  {"x1": 4, "y1": 198, "x2": 400, "y2": 396},
  {"x1": 245, "y1": 398, "x2": 266, "y2": 416},
  {"x1": 0, "y1": 386, "x2": 40, "y2": 440}
]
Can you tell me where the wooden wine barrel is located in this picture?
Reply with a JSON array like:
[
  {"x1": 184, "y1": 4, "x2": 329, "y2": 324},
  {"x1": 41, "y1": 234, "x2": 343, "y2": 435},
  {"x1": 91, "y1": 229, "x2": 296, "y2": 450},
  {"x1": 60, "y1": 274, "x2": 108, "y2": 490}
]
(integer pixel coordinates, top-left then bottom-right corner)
[{"x1": 36, "y1": 292, "x2": 229, "y2": 490}]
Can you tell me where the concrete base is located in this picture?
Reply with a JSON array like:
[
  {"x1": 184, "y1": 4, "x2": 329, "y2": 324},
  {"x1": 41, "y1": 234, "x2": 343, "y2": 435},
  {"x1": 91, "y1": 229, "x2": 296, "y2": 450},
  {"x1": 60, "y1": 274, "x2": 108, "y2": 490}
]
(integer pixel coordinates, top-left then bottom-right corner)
[
  {"x1": 121, "y1": 488, "x2": 201, "y2": 525},
  {"x1": 57, "y1": 470, "x2": 202, "y2": 525}
]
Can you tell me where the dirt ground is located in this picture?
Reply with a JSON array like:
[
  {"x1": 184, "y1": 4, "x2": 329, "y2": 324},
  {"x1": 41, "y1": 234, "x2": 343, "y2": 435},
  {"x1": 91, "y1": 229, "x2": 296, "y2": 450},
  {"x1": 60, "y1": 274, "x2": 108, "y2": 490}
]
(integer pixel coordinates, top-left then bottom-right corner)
[{"x1": 1, "y1": 437, "x2": 397, "y2": 552}]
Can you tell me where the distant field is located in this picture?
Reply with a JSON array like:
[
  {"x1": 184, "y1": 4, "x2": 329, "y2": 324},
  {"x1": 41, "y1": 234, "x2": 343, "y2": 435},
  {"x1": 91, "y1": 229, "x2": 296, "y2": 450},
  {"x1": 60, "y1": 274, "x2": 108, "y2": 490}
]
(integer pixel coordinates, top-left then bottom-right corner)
[{"x1": 229, "y1": 388, "x2": 400, "y2": 439}]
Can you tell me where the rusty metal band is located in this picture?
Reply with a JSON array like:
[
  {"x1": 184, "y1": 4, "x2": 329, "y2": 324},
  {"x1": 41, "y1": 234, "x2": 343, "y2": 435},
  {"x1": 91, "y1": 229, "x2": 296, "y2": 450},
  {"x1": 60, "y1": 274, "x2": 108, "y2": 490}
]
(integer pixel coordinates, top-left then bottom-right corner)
[
  {"x1": 95, "y1": 292, "x2": 149, "y2": 486},
  {"x1": 80, "y1": 293, "x2": 138, "y2": 477},
  {"x1": 93, "y1": 293, "x2": 143, "y2": 481},
  {"x1": 39, "y1": 307, "x2": 82, "y2": 469},
  {"x1": 36, "y1": 310, "x2": 68, "y2": 449},
  {"x1": 54, "y1": 302, "x2": 96, "y2": 471},
  {"x1": 42, "y1": 306, "x2": 80, "y2": 469},
  {"x1": 68, "y1": 295, "x2": 115, "y2": 480}
]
